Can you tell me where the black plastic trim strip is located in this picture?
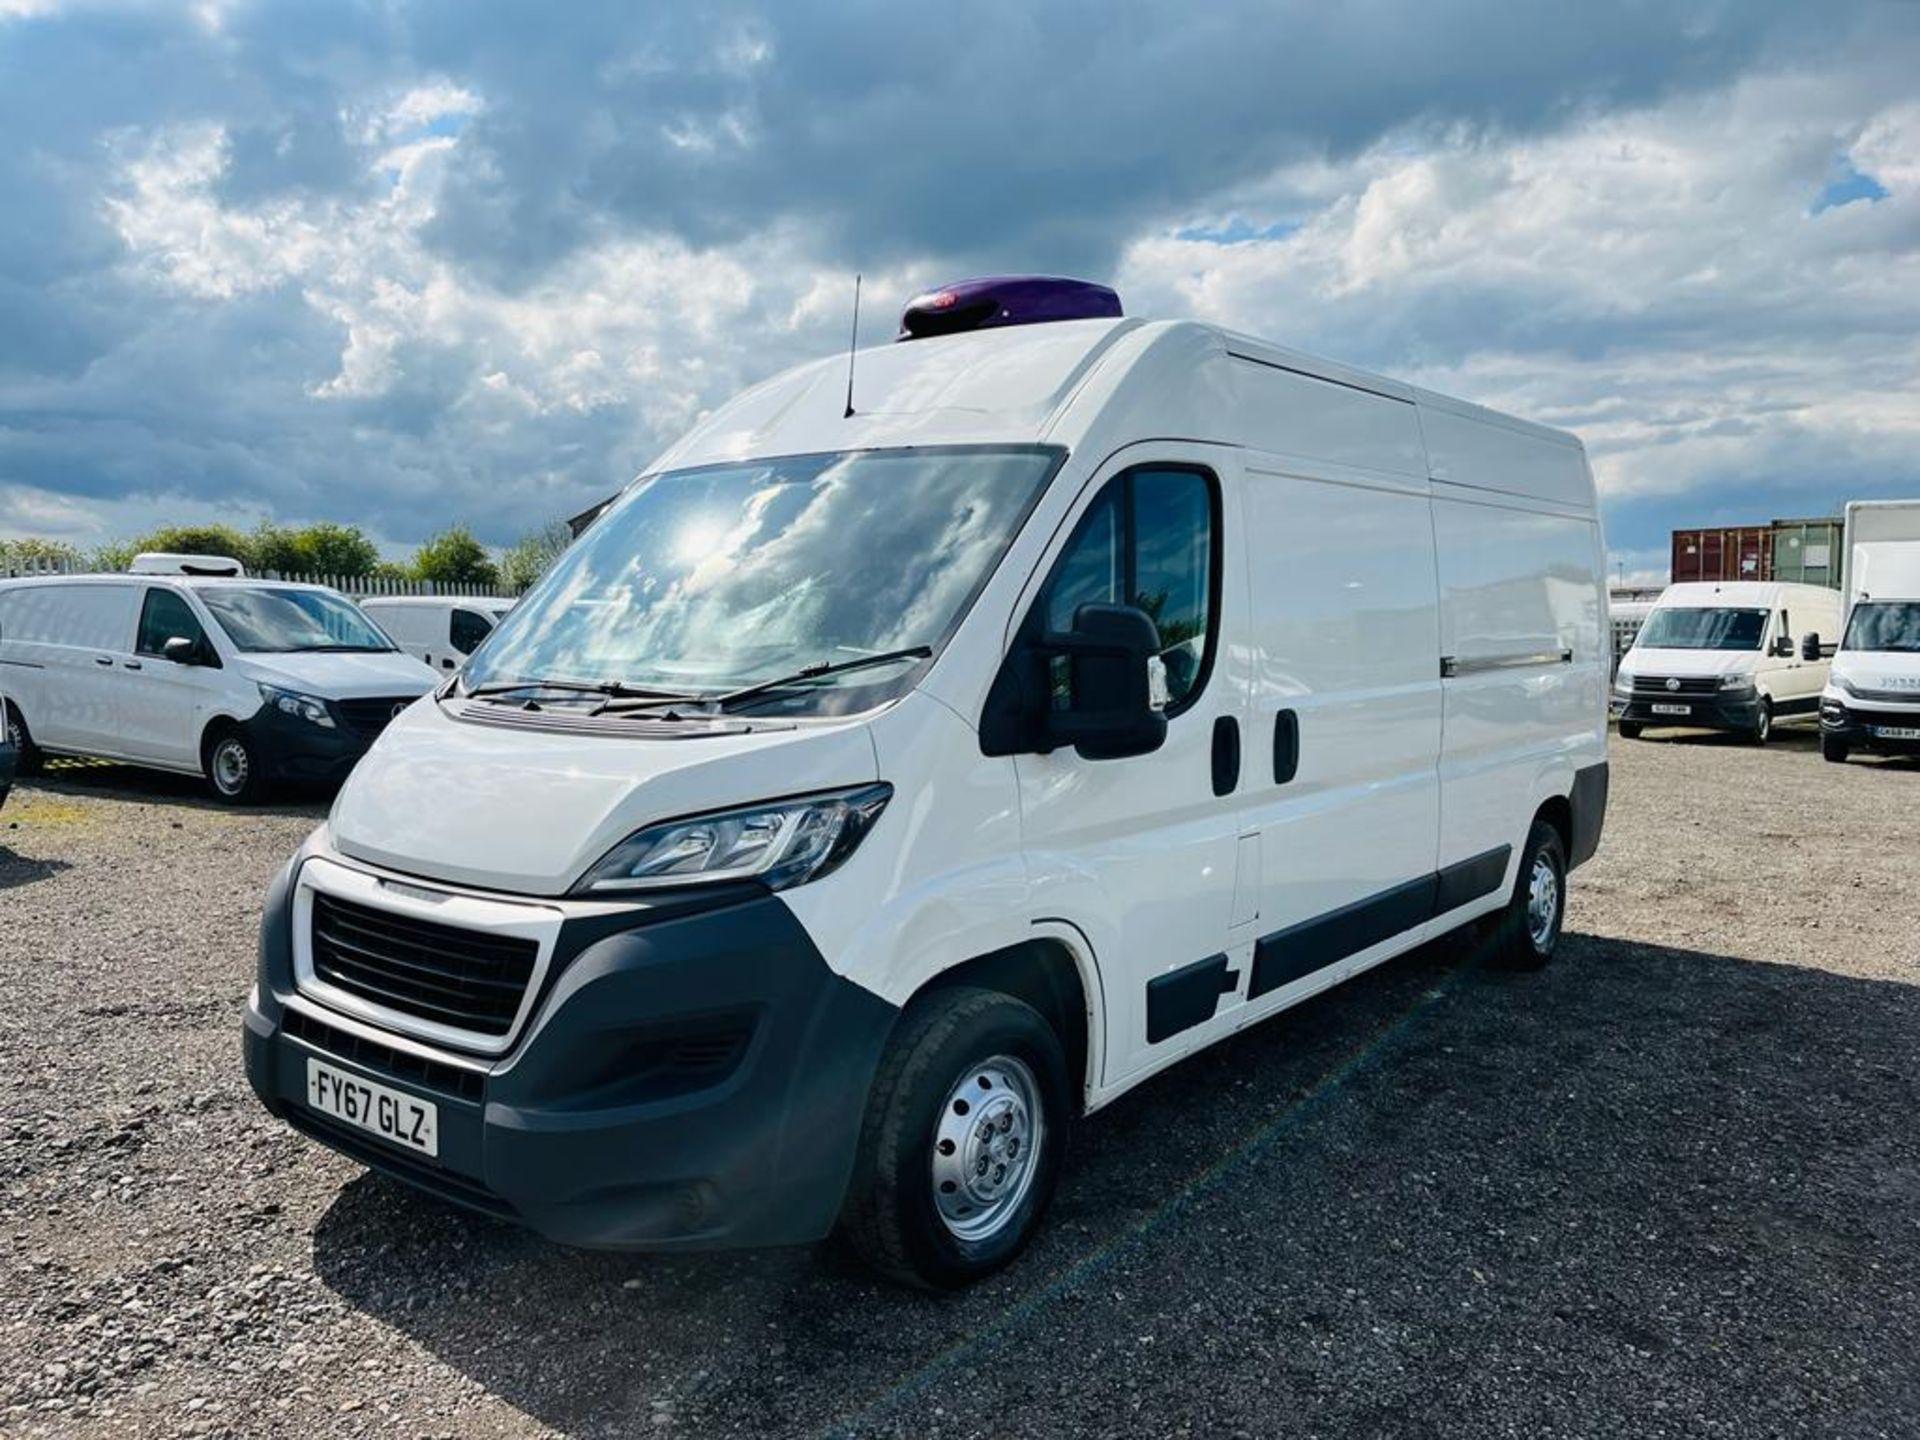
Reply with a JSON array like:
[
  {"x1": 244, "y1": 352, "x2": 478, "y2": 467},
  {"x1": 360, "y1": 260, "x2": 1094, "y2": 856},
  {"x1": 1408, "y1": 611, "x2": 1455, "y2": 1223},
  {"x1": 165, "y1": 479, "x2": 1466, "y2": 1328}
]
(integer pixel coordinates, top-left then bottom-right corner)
[
  {"x1": 1569, "y1": 761, "x2": 1609, "y2": 870},
  {"x1": 1434, "y1": 845, "x2": 1512, "y2": 914},
  {"x1": 1146, "y1": 952, "x2": 1238, "y2": 1044},
  {"x1": 1249, "y1": 875, "x2": 1436, "y2": 1000}
]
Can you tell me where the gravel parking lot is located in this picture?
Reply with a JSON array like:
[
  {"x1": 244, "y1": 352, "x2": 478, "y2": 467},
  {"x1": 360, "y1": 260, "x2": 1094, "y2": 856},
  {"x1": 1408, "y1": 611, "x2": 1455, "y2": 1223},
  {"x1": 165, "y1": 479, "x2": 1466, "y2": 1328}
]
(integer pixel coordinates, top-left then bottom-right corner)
[{"x1": 3, "y1": 729, "x2": 1918, "y2": 1439}]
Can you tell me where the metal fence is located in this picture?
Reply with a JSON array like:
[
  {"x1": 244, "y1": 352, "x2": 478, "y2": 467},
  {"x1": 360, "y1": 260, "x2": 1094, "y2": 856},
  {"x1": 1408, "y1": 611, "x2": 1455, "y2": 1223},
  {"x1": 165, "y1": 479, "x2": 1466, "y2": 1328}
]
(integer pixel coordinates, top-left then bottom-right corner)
[{"x1": 0, "y1": 555, "x2": 518, "y2": 598}]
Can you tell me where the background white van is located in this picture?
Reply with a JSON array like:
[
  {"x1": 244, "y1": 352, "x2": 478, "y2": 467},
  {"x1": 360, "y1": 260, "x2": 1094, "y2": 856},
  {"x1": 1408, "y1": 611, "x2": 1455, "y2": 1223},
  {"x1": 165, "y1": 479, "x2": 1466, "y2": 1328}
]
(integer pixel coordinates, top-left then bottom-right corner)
[
  {"x1": 359, "y1": 596, "x2": 515, "y2": 673},
  {"x1": 1821, "y1": 499, "x2": 1920, "y2": 762},
  {"x1": 244, "y1": 278, "x2": 1610, "y2": 1288},
  {"x1": 0, "y1": 572, "x2": 435, "y2": 801},
  {"x1": 1613, "y1": 580, "x2": 1843, "y2": 743}
]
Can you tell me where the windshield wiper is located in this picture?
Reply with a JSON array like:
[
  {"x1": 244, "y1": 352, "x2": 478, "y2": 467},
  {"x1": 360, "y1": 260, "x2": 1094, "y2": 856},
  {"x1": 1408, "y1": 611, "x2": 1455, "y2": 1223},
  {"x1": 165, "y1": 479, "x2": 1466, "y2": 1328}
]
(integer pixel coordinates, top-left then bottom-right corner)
[
  {"x1": 461, "y1": 677, "x2": 702, "y2": 706},
  {"x1": 718, "y1": 645, "x2": 935, "y2": 708}
]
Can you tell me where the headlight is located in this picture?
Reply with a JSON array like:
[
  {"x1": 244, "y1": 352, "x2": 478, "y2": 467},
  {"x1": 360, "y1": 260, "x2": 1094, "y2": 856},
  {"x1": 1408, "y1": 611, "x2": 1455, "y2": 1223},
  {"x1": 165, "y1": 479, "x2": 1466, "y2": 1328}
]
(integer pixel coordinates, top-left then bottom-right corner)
[
  {"x1": 573, "y1": 784, "x2": 892, "y2": 895},
  {"x1": 257, "y1": 683, "x2": 335, "y2": 728},
  {"x1": 1832, "y1": 674, "x2": 1858, "y2": 697},
  {"x1": 1613, "y1": 671, "x2": 1635, "y2": 693},
  {"x1": 1718, "y1": 675, "x2": 1756, "y2": 692}
]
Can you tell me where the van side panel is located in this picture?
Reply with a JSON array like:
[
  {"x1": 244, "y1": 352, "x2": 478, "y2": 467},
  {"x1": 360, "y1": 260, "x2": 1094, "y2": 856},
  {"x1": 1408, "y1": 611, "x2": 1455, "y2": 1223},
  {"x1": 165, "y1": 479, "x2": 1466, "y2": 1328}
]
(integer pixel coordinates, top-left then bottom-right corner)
[
  {"x1": 1419, "y1": 401, "x2": 1592, "y2": 509},
  {"x1": 1238, "y1": 459, "x2": 1442, "y2": 1006},
  {"x1": 1224, "y1": 359, "x2": 1428, "y2": 481},
  {"x1": 0, "y1": 581, "x2": 139, "y2": 755},
  {"x1": 1430, "y1": 486, "x2": 1606, "y2": 881}
]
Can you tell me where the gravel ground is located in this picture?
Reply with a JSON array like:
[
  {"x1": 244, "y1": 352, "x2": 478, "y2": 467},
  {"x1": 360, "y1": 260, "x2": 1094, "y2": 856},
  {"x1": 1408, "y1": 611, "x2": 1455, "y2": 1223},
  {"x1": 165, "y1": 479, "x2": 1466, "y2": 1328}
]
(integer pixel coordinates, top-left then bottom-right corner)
[{"x1": 2, "y1": 729, "x2": 1918, "y2": 1439}]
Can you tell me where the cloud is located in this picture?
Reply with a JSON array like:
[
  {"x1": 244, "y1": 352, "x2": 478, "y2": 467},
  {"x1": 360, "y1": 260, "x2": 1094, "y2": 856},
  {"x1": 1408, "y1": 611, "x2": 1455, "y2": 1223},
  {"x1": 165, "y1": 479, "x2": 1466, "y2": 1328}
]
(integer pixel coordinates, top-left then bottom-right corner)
[{"x1": 0, "y1": 0, "x2": 1915, "y2": 574}]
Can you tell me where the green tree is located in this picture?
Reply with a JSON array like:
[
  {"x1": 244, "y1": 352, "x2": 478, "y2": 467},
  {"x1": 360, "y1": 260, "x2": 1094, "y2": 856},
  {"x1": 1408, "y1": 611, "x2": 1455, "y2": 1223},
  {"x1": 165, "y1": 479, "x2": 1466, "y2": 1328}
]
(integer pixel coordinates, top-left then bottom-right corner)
[
  {"x1": 249, "y1": 522, "x2": 303, "y2": 575},
  {"x1": 411, "y1": 524, "x2": 499, "y2": 587},
  {"x1": 91, "y1": 540, "x2": 138, "y2": 572},
  {"x1": 132, "y1": 523, "x2": 255, "y2": 567},
  {"x1": 499, "y1": 520, "x2": 571, "y2": 592},
  {"x1": 292, "y1": 523, "x2": 380, "y2": 576},
  {"x1": 0, "y1": 536, "x2": 84, "y2": 570}
]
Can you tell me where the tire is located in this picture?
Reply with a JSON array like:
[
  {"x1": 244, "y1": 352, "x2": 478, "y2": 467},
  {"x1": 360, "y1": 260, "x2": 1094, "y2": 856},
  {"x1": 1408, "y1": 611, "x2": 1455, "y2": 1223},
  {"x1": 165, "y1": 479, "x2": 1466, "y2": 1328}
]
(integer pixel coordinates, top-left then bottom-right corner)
[
  {"x1": 203, "y1": 725, "x2": 266, "y2": 804},
  {"x1": 5, "y1": 701, "x2": 43, "y2": 777},
  {"x1": 1481, "y1": 819, "x2": 1567, "y2": 972},
  {"x1": 1822, "y1": 733, "x2": 1850, "y2": 764},
  {"x1": 1617, "y1": 721, "x2": 1643, "y2": 739},
  {"x1": 1750, "y1": 698, "x2": 1772, "y2": 746},
  {"x1": 838, "y1": 986, "x2": 1070, "y2": 1289}
]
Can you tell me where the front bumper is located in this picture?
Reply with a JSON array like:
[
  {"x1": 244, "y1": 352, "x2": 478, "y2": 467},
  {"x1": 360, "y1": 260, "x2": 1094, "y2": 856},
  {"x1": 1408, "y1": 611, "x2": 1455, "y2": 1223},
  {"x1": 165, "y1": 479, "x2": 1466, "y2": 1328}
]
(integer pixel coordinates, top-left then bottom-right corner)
[
  {"x1": 243, "y1": 849, "x2": 898, "y2": 1251},
  {"x1": 240, "y1": 706, "x2": 382, "y2": 786},
  {"x1": 1613, "y1": 690, "x2": 1762, "y2": 732},
  {"x1": 1821, "y1": 699, "x2": 1920, "y2": 755}
]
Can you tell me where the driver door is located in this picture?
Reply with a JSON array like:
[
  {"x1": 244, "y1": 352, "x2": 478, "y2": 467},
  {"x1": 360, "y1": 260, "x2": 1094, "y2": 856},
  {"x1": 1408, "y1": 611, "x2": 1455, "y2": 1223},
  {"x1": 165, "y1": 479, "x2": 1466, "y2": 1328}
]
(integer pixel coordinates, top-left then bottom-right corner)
[{"x1": 1011, "y1": 450, "x2": 1257, "y2": 1085}]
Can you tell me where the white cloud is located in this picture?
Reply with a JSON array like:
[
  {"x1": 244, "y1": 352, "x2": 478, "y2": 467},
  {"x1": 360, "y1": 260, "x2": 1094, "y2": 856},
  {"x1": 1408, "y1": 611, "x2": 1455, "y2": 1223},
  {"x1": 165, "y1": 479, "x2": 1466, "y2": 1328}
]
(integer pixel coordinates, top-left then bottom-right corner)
[{"x1": 1119, "y1": 65, "x2": 1920, "y2": 508}]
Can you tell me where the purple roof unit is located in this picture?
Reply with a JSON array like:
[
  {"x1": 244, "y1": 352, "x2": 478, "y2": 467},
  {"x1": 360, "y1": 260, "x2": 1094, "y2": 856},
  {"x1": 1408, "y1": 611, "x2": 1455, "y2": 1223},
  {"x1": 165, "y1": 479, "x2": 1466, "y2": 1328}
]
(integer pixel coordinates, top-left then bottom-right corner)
[{"x1": 896, "y1": 275, "x2": 1123, "y2": 341}]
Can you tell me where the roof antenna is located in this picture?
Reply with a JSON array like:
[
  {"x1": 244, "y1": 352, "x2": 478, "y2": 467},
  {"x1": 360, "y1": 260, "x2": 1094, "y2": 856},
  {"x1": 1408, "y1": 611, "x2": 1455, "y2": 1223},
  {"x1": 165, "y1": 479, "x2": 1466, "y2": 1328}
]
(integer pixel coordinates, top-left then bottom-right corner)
[{"x1": 843, "y1": 273, "x2": 862, "y2": 419}]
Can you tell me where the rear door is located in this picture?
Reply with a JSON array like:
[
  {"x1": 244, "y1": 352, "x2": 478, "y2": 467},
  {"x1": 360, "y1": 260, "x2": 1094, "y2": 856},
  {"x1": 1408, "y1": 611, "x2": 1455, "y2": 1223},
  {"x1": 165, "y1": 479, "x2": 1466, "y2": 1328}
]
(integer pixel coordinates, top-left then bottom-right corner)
[
  {"x1": 118, "y1": 586, "x2": 215, "y2": 767},
  {"x1": 1011, "y1": 448, "x2": 1256, "y2": 1083},
  {"x1": 446, "y1": 607, "x2": 494, "y2": 670}
]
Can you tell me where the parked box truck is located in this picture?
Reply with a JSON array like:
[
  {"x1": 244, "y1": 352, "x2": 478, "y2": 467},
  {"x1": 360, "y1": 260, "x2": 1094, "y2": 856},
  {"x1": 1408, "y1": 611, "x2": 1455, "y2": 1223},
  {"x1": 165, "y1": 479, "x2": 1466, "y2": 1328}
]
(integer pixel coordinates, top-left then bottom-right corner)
[
  {"x1": 242, "y1": 275, "x2": 1610, "y2": 1288},
  {"x1": 1821, "y1": 499, "x2": 1920, "y2": 763}
]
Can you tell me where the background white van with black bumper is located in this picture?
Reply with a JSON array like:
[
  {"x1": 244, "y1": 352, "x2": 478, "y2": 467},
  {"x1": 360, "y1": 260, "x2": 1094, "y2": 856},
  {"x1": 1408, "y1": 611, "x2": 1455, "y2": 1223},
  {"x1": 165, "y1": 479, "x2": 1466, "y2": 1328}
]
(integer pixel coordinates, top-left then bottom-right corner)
[
  {"x1": 1821, "y1": 498, "x2": 1920, "y2": 763},
  {"x1": 0, "y1": 570, "x2": 434, "y2": 801},
  {"x1": 243, "y1": 277, "x2": 1610, "y2": 1288},
  {"x1": 1612, "y1": 580, "x2": 1843, "y2": 743}
]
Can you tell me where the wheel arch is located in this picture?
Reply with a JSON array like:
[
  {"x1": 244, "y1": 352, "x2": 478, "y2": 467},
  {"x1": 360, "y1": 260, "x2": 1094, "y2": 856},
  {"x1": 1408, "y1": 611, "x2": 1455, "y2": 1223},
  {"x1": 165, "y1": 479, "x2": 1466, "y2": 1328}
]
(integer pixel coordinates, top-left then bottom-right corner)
[{"x1": 913, "y1": 930, "x2": 1101, "y2": 1114}]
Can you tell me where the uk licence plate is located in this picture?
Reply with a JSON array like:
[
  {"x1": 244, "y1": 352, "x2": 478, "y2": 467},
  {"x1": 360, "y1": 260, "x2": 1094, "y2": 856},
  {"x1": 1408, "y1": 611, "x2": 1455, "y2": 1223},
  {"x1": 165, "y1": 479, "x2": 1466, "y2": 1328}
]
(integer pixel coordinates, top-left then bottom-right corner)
[
  {"x1": 1869, "y1": 724, "x2": 1920, "y2": 740},
  {"x1": 305, "y1": 1058, "x2": 438, "y2": 1157},
  {"x1": 1651, "y1": 703, "x2": 1691, "y2": 716}
]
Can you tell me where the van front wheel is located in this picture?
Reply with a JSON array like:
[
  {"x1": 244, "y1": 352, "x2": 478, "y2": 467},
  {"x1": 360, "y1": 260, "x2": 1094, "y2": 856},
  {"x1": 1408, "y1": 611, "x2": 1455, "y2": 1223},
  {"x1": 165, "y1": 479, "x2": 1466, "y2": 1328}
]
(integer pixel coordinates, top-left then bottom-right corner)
[
  {"x1": 1822, "y1": 734, "x2": 1850, "y2": 764},
  {"x1": 1616, "y1": 721, "x2": 1643, "y2": 739},
  {"x1": 1750, "y1": 699, "x2": 1772, "y2": 746},
  {"x1": 839, "y1": 986, "x2": 1069, "y2": 1289},
  {"x1": 204, "y1": 726, "x2": 266, "y2": 805}
]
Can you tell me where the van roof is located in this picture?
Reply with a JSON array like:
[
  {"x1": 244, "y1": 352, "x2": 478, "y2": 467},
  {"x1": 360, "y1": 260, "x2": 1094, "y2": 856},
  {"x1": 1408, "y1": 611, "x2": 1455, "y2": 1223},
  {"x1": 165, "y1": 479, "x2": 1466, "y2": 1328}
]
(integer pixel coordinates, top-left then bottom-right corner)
[
  {"x1": 1656, "y1": 581, "x2": 1841, "y2": 607},
  {"x1": 0, "y1": 573, "x2": 341, "y2": 596},
  {"x1": 644, "y1": 318, "x2": 1587, "y2": 499}
]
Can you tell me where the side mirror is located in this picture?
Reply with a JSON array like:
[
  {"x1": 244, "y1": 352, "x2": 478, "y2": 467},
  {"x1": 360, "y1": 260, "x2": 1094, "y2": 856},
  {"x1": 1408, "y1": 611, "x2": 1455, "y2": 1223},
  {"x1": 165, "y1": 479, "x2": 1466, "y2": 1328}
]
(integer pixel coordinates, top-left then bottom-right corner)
[
  {"x1": 162, "y1": 636, "x2": 199, "y2": 665},
  {"x1": 1769, "y1": 636, "x2": 1794, "y2": 658},
  {"x1": 1801, "y1": 632, "x2": 1822, "y2": 662},
  {"x1": 1039, "y1": 603, "x2": 1168, "y2": 761}
]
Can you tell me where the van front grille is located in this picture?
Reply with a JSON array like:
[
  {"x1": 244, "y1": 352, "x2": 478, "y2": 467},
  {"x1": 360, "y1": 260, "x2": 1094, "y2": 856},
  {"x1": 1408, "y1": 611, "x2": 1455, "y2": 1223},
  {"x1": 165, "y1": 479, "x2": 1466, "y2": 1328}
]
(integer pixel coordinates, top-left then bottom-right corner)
[
  {"x1": 310, "y1": 893, "x2": 538, "y2": 1038},
  {"x1": 1628, "y1": 675, "x2": 1722, "y2": 696},
  {"x1": 335, "y1": 696, "x2": 419, "y2": 739}
]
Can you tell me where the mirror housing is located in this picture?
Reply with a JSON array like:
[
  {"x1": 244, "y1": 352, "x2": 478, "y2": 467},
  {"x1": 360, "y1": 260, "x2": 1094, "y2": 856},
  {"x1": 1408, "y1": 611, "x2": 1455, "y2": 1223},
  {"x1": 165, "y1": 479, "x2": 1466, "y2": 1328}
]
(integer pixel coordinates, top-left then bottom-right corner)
[
  {"x1": 1040, "y1": 603, "x2": 1169, "y2": 760},
  {"x1": 1801, "y1": 632, "x2": 1822, "y2": 662},
  {"x1": 162, "y1": 636, "x2": 200, "y2": 665},
  {"x1": 1769, "y1": 635, "x2": 1794, "y2": 658}
]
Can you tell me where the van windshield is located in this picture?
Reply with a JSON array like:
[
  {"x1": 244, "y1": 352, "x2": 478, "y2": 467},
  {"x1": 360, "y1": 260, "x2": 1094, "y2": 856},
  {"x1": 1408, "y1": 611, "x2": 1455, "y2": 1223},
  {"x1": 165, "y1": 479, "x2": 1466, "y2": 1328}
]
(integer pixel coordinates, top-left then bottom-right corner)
[
  {"x1": 1842, "y1": 601, "x2": 1920, "y2": 653},
  {"x1": 198, "y1": 588, "x2": 395, "y2": 653},
  {"x1": 1636, "y1": 607, "x2": 1767, "y2": 651},
  {"x1": 465, "y1": 446, "x2": 1062, "y2": 715}
]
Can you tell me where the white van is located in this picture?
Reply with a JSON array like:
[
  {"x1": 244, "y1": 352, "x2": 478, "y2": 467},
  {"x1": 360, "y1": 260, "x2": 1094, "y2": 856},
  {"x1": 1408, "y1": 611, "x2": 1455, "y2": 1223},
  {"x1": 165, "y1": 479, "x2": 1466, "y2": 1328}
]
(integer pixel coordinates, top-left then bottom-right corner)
[
  {"x1": 0, "y1": 570, "x2": 435, "y2": 802},
  {"x1": 1821, "y1": 499, "x2": 1920, "y2": 763},
  {"x1": 1612, "y1": 580, "x2": 1843, "y2": 743},
  {"x1": 359, "y1": 595, "x2": 515, "y2": 673},
  {"x1": 242, "y1": 277, "x2": 1610, "y2": 1287}
]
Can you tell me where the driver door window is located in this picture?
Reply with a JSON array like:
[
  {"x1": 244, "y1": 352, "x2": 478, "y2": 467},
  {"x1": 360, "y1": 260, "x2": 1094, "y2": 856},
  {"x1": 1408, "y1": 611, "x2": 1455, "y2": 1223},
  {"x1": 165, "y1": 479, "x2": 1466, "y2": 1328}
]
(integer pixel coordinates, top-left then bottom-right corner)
[
  {"x1": 1040, "y1": 467, "x2": 1218, "y2": 714},
  {"x1": 136, "y1": 588, "x2": 209, "y2": 660}
]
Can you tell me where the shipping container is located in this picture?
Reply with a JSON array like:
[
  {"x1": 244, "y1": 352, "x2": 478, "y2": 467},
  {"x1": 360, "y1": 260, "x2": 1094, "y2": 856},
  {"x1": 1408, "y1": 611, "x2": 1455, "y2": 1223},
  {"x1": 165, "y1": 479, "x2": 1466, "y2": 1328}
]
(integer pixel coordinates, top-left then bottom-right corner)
[
  {"x1": 1671, "y1": 526, "x2": 1771, "y2": 584},
  {"x1": 1770, "y1": 517, "x2": 1844, "y2": 590}
]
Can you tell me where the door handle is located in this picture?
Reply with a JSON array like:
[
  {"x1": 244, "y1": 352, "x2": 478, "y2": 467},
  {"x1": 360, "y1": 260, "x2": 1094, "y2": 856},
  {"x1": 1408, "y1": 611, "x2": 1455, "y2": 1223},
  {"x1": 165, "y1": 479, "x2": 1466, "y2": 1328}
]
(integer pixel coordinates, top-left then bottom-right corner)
[
  {"x1": 123, "y1": 660, "x2": 143, "y2": 671},
  {"x1": 94, "y1": 655, "x2": 113, "y2": 666},
  {"x1": 1272, "y1": 709, "x2": 1300, "y2": 784},
  {"x1": 1211, "y1": 716, "x2": 1240, "y2": 796}
]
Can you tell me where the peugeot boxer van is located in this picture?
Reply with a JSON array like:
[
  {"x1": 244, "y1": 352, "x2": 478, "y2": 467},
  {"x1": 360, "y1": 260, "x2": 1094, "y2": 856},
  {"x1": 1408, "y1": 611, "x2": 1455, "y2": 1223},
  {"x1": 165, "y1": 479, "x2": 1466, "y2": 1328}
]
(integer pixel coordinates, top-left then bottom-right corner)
[
  {"x1": 0, "y1": 566, "x2": 435, "y2": 801},
  {"x1": 1612, "y1": 580, "x2": 1842, "y2": 743},
  {"x1": 243, "y1": 277, "x2": 1611, "y2": 1287},
  {"x1": 1821, "y1": 499, "x2": 1920, "y2": 762},
  {"x1": 360, "y1": 595, "x2": 516, "y2": 673}
]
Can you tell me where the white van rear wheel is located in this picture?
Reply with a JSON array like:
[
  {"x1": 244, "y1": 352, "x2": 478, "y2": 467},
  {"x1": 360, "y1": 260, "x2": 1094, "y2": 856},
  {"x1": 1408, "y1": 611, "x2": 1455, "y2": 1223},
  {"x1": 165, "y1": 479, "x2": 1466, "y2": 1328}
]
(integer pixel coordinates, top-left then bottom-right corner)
[
  {"x1": 5, "y1": 702, "x2": 42, "y2": 777},
  {"x1": 1482, "y1": 820, "x2": 1566, "y2": 972}
]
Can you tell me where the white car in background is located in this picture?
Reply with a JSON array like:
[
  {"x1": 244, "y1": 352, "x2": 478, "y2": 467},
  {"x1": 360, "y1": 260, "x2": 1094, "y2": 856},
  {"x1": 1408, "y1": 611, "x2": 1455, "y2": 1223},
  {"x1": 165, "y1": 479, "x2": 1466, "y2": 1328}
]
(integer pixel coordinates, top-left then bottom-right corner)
[
  {"x1": 359, "y1": 595, "x2": 516, "y2": 673},
  {"x1": 0, "y1": 562, "x2": 435, "y2": 802}
]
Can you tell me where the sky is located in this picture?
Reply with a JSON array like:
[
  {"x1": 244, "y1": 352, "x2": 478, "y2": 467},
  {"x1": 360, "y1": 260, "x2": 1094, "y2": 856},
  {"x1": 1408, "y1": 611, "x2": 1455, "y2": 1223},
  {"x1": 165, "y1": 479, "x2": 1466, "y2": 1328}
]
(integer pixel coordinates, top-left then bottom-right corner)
[{"x1": 0, "y1": 1, "x2": 1916, "y2": 581}]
